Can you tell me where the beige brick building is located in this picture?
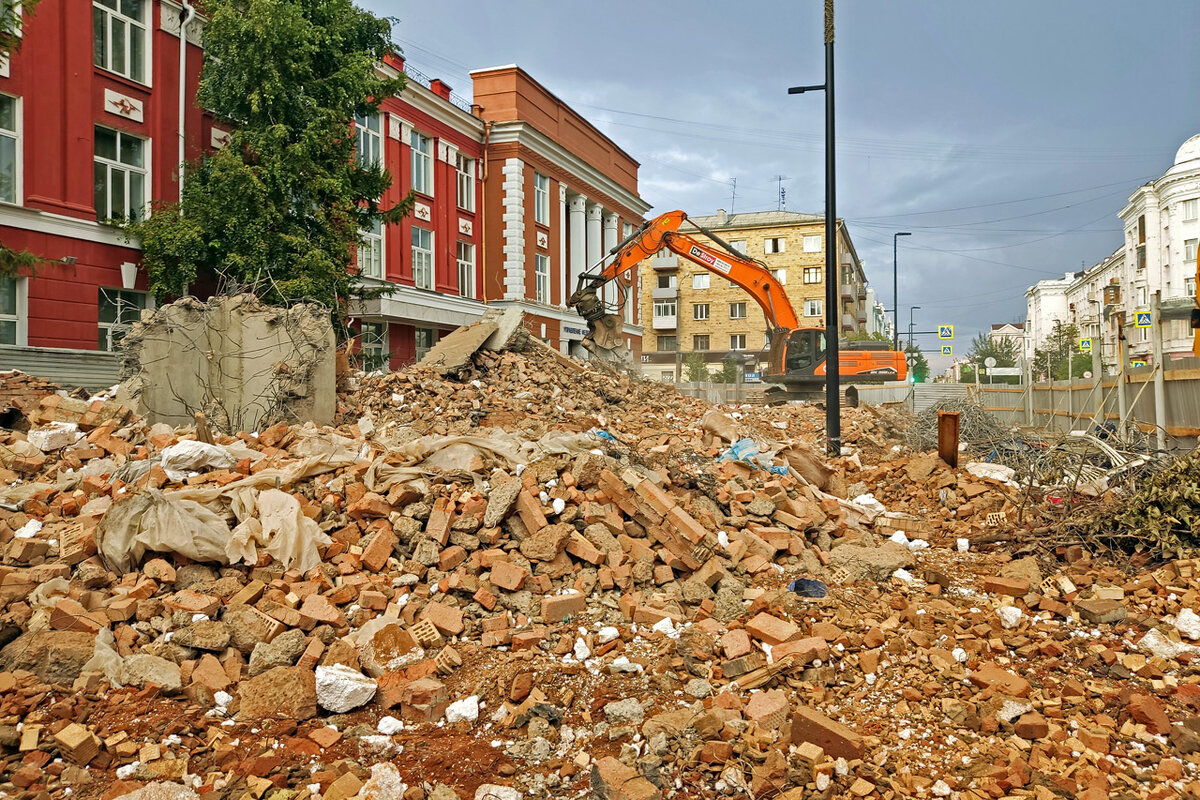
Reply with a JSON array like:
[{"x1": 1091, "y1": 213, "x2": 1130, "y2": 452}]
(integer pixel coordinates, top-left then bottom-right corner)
[{"x1": 638, "y1": 209, "x2": 869, "y2": 381}]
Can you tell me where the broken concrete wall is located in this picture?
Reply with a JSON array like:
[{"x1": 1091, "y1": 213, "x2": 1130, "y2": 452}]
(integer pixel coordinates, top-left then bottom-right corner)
[{"x1": 116, "y1": 294, "x2": 335, "y2": 431}]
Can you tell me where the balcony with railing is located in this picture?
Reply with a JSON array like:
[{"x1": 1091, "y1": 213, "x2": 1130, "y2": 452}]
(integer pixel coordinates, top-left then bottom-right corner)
[
  {"x1": 403, "y1": 63, "x2": 474, "y2": 114},
  {"x1": 652, "y1": 313, "x2": 677, "y2": 331},
  {"x1": 651, "y1": 286, "x2": 679, "y2": 300}
]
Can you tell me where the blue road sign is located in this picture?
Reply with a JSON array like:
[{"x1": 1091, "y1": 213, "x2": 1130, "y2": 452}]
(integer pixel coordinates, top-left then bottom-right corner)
[
  {"x1": 1135, "y1": 311, "x2": 1152, "y2": 328},
  {"x1": 941, "y1": 345, "x2": 952, "y2": 356},
  {"x1": 938, "y1": 325, "x2": 954, "y2": 340}
]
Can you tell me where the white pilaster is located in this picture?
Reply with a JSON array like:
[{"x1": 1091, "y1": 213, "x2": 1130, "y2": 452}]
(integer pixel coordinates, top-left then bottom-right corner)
[
  {"x1": 559, "y1": 184, "x2": 568, "y2": 306},
  {"x1": 568, "y1": 194, "x2": 587, "y2": 299},
  {"x1": 602, "y1": 211, "x2": 619, "y2": 308},
  {"x1": 501, "y1": 158, "x2": 527, "y2": 301}
]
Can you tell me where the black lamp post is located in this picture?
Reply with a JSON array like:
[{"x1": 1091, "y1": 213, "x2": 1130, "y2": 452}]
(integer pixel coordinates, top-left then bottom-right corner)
[
  {"x1": 892, "y1": 232, "x2": 910, "y2": 351},
  {"x1": 788, "y1": 0, "x2": 838, "y2": 455}
]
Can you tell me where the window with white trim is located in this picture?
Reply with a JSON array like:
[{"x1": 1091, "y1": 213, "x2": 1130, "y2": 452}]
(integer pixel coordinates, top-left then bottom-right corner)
[
  {"x1": 660, "y1": 371, "x2": 675, "y2": 383},
  {"x1": 693, "y1": 334, "x2": 709, "y2": 351},
  {"x1": 729, "y1": 302, "x2": 746, "y2": 319},
  {"x1": 1183, "y1": 199, "x2": 1198, "y2": 221},
  {"x1": 355, "y1": 112, "x2": 381, "y2": 168},
  {"x1": 0, "y1": 275, "x2": 19, "y2": 345},
  {"x1": 691, "y1": 273, "x2": 709, "y2": 290},
  {"x1": 0, "y1": 95, "x2": 16, "y2": 203},
  {"x1": 94, "y1": 126, "x2": 146, "y2": 221},
  {"x1": 657, "y1": 273, "x2": 676, "y2": 289},
  {"x1": 805, "y1": 299, "x2": 822, "y2": 317},
  {"x1": 410, "y1": 131, "x2": 432, "y2": 195},
  {"x1": 535, "y1": 253, "x2": 550, "y2": 303},
  {"x1": 803, "y1": 267, "x2": 821, "y2": 283},
  {"x1": 652, "y1": 300, "x2": 676, "y2": 318},
  {"x1": 97, "y1": 287, "x2": 147, "y2": 351},
  {"x1": 728, "y1": 240, "x2": 746, "y2": 255},
  {"x1": 693, "y1": 303, "x2": 709, "y2": 321},
  {"x1": 457, "y1": 241, "x2": 475, "y2": 299},
  {"x1": 415, "y1": 327, "x2": 436, "y2": 361},
  {"x1": 455, "y1": 153, "x2": 474, "y2": 211},
  {"x1": 534, "y1": 173, "x2": 550, "y2": 225},
  {"x1": 411, "y1": 226, "x2": 433, "y2": 289},
  {"x1": 773, "y1": 268, "x2": 787, "y2": 285},
  {"x1": 764, "y1": 237, "x2": 786, "y2": 254},
  {"x1": 730, "y1": 334, "x2": 746, "y2": 350},
  {"x1": 1185, "y1": 238, "x2": 1197, "y2": 264},
  {"x1": 358, "y1": 219, "x2": 383, "y2": 279},
  {"x1": 657, "y1": 335, "x2": 677, "y2": 351},
  {"x1": 93, "y1": 0, "x2": 146, "y2": 84},
  {"x1": 359, "y1": 322, "x2": 388, "y2": 372},
  {"x1": 803, "y1": 235, "x2": 822, "y2": 253},
  {"x1": 1186, "y1": 276, "x2": 1196, "y2": 296}
]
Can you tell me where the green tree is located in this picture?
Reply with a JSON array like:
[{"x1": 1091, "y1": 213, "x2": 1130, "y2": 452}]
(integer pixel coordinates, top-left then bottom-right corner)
[
  {"x1": 1033, "y1": 320, "x2": 1093, "y2": 381},
  {"x1": 128, "y1": 0, "x2": 410, "y2": 338},
  {"x1": 714, "y1": 358, "x2": 741, "y2": 384},
  {"x1": 905, "y1": 342, "x2": 929, "y2": 382},
  {"x1": 0, "y1": 1, "x2": 46, "y2": 279},
  {"x1": 844, "y1": 329, "x2": 894, "y2": 347},
  {"x1": 964, "y1": 331, "x2": 1020, "y2": 384},
  {"x1": 683, "y1": 351, "x2": 710, "y2": 382}
]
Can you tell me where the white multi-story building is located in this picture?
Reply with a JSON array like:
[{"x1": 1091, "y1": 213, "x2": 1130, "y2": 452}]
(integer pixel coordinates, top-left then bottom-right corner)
[
  {"x1": 864, "y1": 286, "x2": 893, "y2": 340},
  {"x1": 1062, "y1": 249, "x2": 1122, "y2": 373},
  {"x1": 1117, "y1": 133, "x2": 1200, "y2": 362},
  {"x1": 1024, "y1": 272, "x2": 1075, "y2": 351},
  {"x1": 987, "y1": 322, "x2": 1031, "y2": 364}
]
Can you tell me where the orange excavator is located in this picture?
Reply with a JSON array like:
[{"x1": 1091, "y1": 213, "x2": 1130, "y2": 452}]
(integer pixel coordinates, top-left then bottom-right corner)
[{"x1": 568, "y1": 210, "x2": 906, "y2": 401}]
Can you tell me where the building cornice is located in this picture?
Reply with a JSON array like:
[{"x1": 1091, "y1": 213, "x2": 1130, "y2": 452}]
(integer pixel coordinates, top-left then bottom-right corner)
[
  {"x1": 396, "y1": 78, "x2": 485, "y2": 139},
  {"x1": 0, "y1": 205, "x2": 138, "y2": 250},
  {"x1": 487, "y1": 122, "x2": 651, "y2": 217}
]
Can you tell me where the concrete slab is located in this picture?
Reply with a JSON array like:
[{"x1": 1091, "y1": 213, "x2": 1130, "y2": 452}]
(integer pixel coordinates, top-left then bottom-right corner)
[
  {"x1": 482, "y1": 307, "x2": 526, "y2": 352},
  {"x1": 418, "y1": 321, "x2": 500, "y2": 375}
]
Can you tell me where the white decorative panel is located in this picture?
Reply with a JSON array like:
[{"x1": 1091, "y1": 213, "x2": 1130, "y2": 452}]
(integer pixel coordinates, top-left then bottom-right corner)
[
  {"x1": 536, "y1": 231, "x2": 548, "y2": 249},
  {"x1": 413, "y1": 202, "x2": 432, "y2": 223},
  {"x1": 210, "y1": 127, "x2": 231, "y2": 149},
  {"x1": 387, "y1": 114, "x2": 401, "y2": 141},
  {"x1": 104, "y1": 89, "x2": 144, "y2": 122},
  {"x1": 458, "y1": 218, "x2": 473, "y2": 236}
]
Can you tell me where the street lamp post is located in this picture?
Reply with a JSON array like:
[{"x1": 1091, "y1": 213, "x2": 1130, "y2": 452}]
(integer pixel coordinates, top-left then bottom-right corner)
[
  {"x1": 908, "y1": 305, "x2": 921, "y2": 350},
  {"x1": 788, "y1": 0, "x2": 839, "y2": 455},
  {"x1": 892, "y1": 232, "x2": 910, "y2": 351}
]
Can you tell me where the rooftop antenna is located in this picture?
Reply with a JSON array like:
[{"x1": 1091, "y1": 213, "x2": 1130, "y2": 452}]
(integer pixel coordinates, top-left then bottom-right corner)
[
  {"x1": 775, "y1": 175, "x2": 788, "y2": 210},
  {"x1": 729, "y1": 177, "x2": 737, "y2": 213}
]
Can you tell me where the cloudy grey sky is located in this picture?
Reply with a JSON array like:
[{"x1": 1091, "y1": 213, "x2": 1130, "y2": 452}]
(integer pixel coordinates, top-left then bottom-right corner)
[{"x1": 360, "y1": 0, "x2": 1200, "y2": 372}]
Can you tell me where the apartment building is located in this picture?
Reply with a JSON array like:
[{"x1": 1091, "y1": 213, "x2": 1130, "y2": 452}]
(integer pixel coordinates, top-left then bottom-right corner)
[
  {"x1": 472, "y1": 66, "x2": 651, "y2": 357},
  {"x1": 637, "y1": 210, "x2": 869, "y2": 382},
  {"x1": 987, "y1": 322, "x2": 1031, "y2": 365}
]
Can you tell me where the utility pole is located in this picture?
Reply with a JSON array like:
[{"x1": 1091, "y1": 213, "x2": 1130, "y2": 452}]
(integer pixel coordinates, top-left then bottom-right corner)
[
  {"x1": 892, "y1": 232, "x2": 910, "y2": 351},
  {"x1": 1152, "y1": 291, "x2": 1166, "y2": 451},
  {"x1": 788, "y1": 0, "x2": 839, "y2": 455}
]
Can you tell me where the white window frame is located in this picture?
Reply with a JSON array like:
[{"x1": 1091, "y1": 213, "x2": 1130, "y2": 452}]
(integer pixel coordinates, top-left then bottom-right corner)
[
  {"x1": 805, "y1": 299, "x2": 823, "y2": 317},
  {"x1": 358, "y1": 219, "x2": 384, "y2": 280},
  {"x1": 97, "y1": 287, "x2": 148, "y2": 352},
  {"x1": 803, "y1": 235, "x2": 822, "y2": 253},
  {"x1": 534, "y1": 173, "x2": 550, "y2": 225},
  {"x1": 803, "y1": 267, "x2": 822, "y2": 284},
  {"x1": 693, "y1": 303, "x2": 709, "y2": 321},
  {"x1": 729, "y1": 302, "x2": 747, "y2": 319},
  {"x1": 410, "y1": 131, "x2": 433, "y2": 195},
  {"x1": 359, "y1": 321, "x2": 388, "y2": 372},
  {"x1": 730, "y1": 334, "x2": 747, "y2": 351},
  {"x1": 652, "y1": 300, "x2": 677, "y2": 318},
  {"x1": 0, "y1": 274, "x2": 26, "y2": 346},
  {"x1": 657, "y1": 273, "x2": 677, "y2": 289},
  {"x1": 94, "y1": 126, "x2": 147, "y2": 221},
  {"x1": 773, "y1": 268, "x2": 787, "y2": 285},
  {"x1": 415, "y1": 327, "x2": 436, "y2": 361},
  {"x1": 1183, "y1": 199, "x2": 1199, "y2": 221},
  {"x1": 656, "y1": 335, "x2": 677, "y2": 351},
  {"x1": 1186, "y1": 276, "x2": 1196, "y2": 296},
  {"x1": 691, "y1": 273, "x2": 709, "y2": 290},
  {"x1": 729, "y1": 240, "x2": 747, "y2": 255},
  {"x1": 0, "y1": 94, "x2": 19, "y2": 205},
  {"x1": 535, "y1": 253, "x2": 550, "y2": 303},
  {"x1": 1185, "y1": 238, "x2": 1198, "y2": 264},
  {"x1": 660, "y1": 371, "x2": 675, "y2": 383},
  {"x1": 412, "y1": 226, "x2": 434, "y2": 289},
  {"x1": 455, "y1": 153, "x2": 474, "y2": 212},
  {"x1": 93, "y1": 0, "x2": 148, "y2": 85},
  {"x1": 355, "y1": 112, "x2": 382, "y2": 168},
  {"x1": 457, "y1": 241, "x2": 476, "y2": 299},
  {"x1": 764, "y1": 237, "x2": 786, "y2": 254}
]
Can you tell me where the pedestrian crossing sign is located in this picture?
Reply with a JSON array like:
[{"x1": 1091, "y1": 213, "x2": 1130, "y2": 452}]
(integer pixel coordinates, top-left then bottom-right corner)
[
  {"x1": 1131, "y1": 359, "x2": 1147, "y2": 368},
  {"x1": 1135, "y1": 311, "x2": 1152, "y2": 328},
  {"x1": 941, "y1": 345, "x2": 952, "y2": 356},
  {"x1": 1079, "y1": 338, "x2": 1093, "y2": 352},
  {"x1": 938, "y1": 325, "x2": 954, "y2": 340}
]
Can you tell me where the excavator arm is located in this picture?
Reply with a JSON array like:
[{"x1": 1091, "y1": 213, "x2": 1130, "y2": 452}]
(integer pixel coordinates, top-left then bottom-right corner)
[{"x1": 568, "y1": 210, "x2": 800, "y2": 369}]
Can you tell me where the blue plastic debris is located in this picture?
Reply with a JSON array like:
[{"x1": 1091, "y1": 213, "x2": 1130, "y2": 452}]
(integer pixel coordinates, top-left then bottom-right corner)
[
  {"x1": 590, "y1": 429, "x2": 617, "y2": 443},
  {"x1": 787, "y1": 578, "x2": 828, "y2": 598},
  {"x1": 718, "y1": 438, "x2": 759, "y2": 463}
]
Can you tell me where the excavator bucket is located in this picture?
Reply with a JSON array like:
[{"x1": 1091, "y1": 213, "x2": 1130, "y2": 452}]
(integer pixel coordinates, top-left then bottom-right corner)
[{"x1": 581, "y1": 312, "x2": 635, "y2": 373}]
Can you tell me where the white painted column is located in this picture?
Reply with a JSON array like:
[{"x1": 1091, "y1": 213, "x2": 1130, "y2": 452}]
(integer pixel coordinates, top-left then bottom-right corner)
[
  {"x1": 586, "y1": 203, "x2": 603, "y2": 303},
  {"x1": 559, "y1": 184, "x2": 568, "y2": 306},
  {"x1": 568, "y1": 194, "x2": 587, "y2": 296},
  {"x1": 602, "y1": 211, "x2": 618, "y2": 309},
  {"x1": 501, "y1": 158, "x2": 526, "y2": 301}
]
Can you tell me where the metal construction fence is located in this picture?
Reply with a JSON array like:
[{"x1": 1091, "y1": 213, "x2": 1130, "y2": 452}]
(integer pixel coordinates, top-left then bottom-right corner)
[{"x1": 979, "y1": 356, "x2": 1200, "y2": 451}]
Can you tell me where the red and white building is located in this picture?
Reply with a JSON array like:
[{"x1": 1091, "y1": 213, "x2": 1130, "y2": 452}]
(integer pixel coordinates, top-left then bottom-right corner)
[{"x1": 0, "y1": 4, "x2": 649, "y2": 382}]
